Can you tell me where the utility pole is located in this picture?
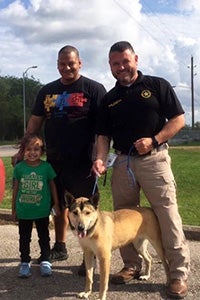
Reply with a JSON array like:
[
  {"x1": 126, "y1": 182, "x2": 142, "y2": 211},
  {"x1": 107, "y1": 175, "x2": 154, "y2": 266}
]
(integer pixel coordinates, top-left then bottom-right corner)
[
  {"x1": 22, "y1": 66, "x2": 37, "y2": 134},
  {"x1": 190, "y1": 56, "x2": 196, "y2": 129}
]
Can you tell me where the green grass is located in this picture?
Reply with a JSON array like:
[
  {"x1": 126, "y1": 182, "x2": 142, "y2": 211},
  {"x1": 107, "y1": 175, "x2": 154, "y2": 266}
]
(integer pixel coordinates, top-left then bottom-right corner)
[
  {"x1": 1, "y1": 147, "x2": 200, "y2": 226},
  {"x1": 170, "y1": 148, "x2": 200, "y2": 226}
]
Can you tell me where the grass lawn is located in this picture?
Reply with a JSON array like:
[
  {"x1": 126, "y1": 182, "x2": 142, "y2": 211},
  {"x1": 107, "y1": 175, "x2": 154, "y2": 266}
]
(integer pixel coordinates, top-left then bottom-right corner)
[{"x1": 1, "y1": 147, "x2": 200, "y2": 226}]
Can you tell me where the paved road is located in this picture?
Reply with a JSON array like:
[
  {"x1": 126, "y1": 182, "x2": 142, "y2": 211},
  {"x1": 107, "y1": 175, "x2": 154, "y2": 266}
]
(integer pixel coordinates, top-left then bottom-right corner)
[
  {"x1": 0, "y1": 145, "x2": 17, "y2": 157},
  {"x1": 0, "y1": 223, "x2": 199, "y2": 300}
]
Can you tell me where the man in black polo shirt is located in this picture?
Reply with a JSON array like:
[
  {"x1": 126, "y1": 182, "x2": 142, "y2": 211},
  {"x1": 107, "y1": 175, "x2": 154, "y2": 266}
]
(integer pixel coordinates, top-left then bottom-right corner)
[{"x1": 92, "y1": 41, "x2": 190, "y2": 299}]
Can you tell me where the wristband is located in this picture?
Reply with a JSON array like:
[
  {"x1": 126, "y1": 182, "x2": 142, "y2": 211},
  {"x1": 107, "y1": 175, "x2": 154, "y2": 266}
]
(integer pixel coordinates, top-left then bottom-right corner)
[{"x1": 152, "y1": 136, "x2": 159, "y2": 148}]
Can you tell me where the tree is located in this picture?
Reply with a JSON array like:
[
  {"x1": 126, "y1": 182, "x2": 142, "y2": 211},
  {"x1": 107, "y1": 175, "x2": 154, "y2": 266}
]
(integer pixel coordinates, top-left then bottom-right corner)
[{"x1": 0, "y1": 76, "x2": 42, "y2": 140}]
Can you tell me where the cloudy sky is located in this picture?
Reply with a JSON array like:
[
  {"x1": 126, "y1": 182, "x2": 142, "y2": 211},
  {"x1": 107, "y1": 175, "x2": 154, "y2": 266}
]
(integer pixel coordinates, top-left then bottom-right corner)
[{"x1": 0, "y1": 0, "x2": 199, "y2": 125}]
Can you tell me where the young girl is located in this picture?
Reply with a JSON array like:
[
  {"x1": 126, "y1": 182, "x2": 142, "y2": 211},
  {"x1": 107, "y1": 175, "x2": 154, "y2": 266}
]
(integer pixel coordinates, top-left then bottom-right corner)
[{"x1": 12, "y1": 134, "x2": 60, "y2": 278}]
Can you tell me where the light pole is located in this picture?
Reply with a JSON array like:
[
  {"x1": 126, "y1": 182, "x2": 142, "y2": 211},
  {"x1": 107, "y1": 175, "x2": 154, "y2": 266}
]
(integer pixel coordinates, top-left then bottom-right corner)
[{"x1": 23, "y1": 65, "x2": 37, "y2": 134}]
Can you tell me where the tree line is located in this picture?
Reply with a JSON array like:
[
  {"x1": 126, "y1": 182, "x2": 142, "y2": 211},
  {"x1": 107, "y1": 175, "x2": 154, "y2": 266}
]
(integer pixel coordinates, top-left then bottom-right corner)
[
  {"x1": 0, "y1": 75, "x2": 200, "y2": 142},
  {"x1": 0, "y1": 75, "x2": 43, "y2": 141}
]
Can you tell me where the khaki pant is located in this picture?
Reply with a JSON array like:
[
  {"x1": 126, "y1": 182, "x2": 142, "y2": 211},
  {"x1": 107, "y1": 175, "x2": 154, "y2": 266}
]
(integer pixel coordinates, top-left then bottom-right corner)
[{"x1": 111, "y1": 147, "x2": 190, "y2": 280}]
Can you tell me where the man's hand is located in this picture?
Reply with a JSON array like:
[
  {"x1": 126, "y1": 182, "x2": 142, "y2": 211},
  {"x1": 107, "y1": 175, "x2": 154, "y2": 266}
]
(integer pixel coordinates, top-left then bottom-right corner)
[
  {"x1": 52, "y1": 204, "x2": 61, "y2": 217},
  {"x1": 134, "y1": 137, "x2": 154, "y2": 155},
  {"x1": 92, "y1": 159, "x2": 106, "y2": 177}
]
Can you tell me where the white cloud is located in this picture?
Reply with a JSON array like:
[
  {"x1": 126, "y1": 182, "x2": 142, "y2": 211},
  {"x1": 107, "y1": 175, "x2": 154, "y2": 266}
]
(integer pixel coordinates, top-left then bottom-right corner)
[
  {"x1": 0, "y1": 0, "x2": 199, "y2": 125},
  {"x1": 177, "y1": 0, "x2": 200, "y2": 12}
]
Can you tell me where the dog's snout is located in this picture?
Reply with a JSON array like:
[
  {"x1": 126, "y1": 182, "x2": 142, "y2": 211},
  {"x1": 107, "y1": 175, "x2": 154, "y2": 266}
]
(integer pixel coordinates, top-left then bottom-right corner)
[{"x1": 78, "y1": 223, "x2": 85, "y2": 232}]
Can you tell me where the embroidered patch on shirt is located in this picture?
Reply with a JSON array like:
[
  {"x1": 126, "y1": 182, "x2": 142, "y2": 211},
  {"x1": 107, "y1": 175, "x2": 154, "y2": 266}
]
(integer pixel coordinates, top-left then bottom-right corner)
[{"x1": 141, "y1": 90, "x2": 151, "y2": 99}]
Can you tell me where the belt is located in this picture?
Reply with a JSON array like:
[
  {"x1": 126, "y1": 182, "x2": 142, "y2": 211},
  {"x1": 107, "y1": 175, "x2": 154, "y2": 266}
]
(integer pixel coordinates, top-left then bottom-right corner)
[{"x1": 115, "y1": 143, "x2": 168, "y2": 157}]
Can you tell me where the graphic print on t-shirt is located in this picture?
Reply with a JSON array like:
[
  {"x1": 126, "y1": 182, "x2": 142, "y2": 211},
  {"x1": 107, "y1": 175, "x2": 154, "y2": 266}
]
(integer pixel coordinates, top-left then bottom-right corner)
[
  {"x1": 44, "y1": 92, "x2": 87, "y2": 113},
  {"x1": 19, "y1": 172, "x2": 43, "y2": 205}
]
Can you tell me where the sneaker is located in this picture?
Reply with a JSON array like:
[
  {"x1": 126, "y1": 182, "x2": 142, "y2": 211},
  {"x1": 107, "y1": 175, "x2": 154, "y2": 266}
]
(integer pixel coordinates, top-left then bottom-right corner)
[
  {"x1": 110, "y1": 267, "x2": 141, "y2": 284},
  {"x1": 49, "y1": 242, "x2": 69, "y2": 262},
  {"x1": 78, "y1": 257, "x2": 96, "y2": 277},
  {"x1": 40, "y1": 261, "x2": 52, "y2": 277},
  {"x1": 18, "y1": 262, "x2": 31, "y2": 278}
]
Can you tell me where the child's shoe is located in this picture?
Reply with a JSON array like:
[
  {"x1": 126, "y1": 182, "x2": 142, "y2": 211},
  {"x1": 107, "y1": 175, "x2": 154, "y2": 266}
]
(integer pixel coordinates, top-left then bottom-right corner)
[
  {"x1": 18, "y1": 262, "x2": 31, "y2": 278},
  {"x1": 40, "y1": 261, "x2": 52, "y2": 277}
]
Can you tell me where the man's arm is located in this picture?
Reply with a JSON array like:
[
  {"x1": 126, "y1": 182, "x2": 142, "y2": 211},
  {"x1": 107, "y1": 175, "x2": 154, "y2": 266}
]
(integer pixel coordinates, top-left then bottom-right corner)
[
  {"x1": 155, "y1": 114, "x2": 185, "y2": 145},
  {"x1": 92, "y1": 135, "x2": 111, "y2": 176},
  {"x1": 134, "y1": 114, "x2": 185, "y2": 155},
  {"x1": 26, "y1": 115, "x2": 44, "y2": 134}
]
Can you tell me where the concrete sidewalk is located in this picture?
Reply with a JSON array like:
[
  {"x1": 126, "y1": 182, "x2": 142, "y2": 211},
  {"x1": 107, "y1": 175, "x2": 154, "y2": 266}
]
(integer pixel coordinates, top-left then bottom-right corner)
[{"x1": 0, "y1": 215, "x2": 200, "y2": 299}]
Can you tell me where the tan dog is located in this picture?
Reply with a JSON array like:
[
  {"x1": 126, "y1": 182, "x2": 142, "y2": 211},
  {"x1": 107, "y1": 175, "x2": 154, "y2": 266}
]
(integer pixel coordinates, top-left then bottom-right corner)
[{"x1": 67, "y1": 192, "x2": 169, "y2": 300}]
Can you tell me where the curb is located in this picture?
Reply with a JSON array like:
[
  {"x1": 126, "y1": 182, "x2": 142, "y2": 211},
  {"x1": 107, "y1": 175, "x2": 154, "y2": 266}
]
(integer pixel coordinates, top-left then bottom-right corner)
[
  {"x1": 183, "y1": 225, "x2": 200, "y2": 241},
  {"x1": 0, "y1": 209, "x2": 200, "y2": 241},
  {"x1": 0, "y1": 209, "x2": 12, "y2": 221}
]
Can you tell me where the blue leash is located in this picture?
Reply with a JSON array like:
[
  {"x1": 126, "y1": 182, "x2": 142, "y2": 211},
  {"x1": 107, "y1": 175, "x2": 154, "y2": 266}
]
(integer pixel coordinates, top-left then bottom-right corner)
[
  {"x1": 91, "y1": 145, "x2": 136, "y2": 194},
  {"x1": 92, "y1": 175, "x2": 99, "y2": 195},
  {"x1": 127, "y1": 145, "x2": 136, "y2": 187}
]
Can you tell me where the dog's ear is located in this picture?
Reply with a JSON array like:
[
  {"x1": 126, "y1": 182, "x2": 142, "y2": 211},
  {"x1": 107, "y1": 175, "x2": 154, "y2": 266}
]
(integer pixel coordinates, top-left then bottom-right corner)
[
  {"x1": 89, "y1": 192, "x2": 100, "y2": 209},
  {"x1": 65, "y1": 192, "x2": 75, "y2": 208}
]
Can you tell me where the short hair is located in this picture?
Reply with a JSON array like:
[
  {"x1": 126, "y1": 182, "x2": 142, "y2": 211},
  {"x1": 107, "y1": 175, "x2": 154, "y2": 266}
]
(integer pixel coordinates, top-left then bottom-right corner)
[
  {"x1": 109, "y1": 41, "x2": 135, "y2": 55},
  {"x1": 58, "y1": 45, "x2": 79, "y2": 57}
]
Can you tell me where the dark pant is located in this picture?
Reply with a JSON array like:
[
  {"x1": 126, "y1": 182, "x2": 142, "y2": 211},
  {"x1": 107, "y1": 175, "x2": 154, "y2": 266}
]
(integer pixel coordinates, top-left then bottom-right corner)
[
  {"x1": 18, "y1": 217, "x2": 50, "y2": 263},
  {"x1": 49, "y1": 159, "x2": 97, "y2": 208}
]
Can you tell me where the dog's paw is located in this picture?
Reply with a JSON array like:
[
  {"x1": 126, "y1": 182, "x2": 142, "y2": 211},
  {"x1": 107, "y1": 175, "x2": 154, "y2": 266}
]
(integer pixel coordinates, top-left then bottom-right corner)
[
  {"x1": 139, "y1": 274, "x2": 150, "y2": 281},
  {"x1": 77, "y1": 291, "x2": 91, "y2": 299}
]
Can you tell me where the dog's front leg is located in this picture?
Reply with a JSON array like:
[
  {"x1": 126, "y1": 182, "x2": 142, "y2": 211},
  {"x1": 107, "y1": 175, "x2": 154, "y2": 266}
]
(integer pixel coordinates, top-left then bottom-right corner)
[
  {"x1": 134, "y1": 239, "x2": 152, "y2": 280},
  {"x1": 78, "y1": 249, "x2": 94, "y2": 299},
  {"x1": 98, "y1": 253, "x2": 111, "y2": 300}
]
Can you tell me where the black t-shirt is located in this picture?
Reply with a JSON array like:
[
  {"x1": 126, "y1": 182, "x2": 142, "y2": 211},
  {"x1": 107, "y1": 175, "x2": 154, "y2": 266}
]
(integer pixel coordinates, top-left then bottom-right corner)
[
  {"x1": 96, "y1": 71, "x2": 184, "y2": 153},
  {"x1": 32, "y1": 75, "x2": 106, "y2": 164}
]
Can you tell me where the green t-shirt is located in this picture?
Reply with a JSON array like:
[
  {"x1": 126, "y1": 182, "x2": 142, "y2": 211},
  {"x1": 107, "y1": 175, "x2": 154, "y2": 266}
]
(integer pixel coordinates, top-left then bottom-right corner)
[{"x1": 13, "y1": 160, "x2": 56, "y2": 219}]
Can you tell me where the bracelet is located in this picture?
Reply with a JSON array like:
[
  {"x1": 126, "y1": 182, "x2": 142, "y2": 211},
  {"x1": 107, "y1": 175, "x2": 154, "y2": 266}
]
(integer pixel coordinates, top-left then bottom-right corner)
[{"x1": 152, "y1": 136, "x2": 159, "y2": 148}]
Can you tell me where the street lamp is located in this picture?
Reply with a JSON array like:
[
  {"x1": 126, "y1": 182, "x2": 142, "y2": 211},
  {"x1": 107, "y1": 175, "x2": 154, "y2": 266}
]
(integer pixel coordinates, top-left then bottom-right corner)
[{"x1": 23, "y1": 65, "x2": 37, "y2": 134}]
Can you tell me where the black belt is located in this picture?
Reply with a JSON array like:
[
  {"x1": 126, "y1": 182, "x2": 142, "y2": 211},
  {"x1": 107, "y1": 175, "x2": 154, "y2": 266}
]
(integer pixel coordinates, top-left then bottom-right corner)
[{"x1": 115, "y1": 143, "x2": 168, "y2": 157}]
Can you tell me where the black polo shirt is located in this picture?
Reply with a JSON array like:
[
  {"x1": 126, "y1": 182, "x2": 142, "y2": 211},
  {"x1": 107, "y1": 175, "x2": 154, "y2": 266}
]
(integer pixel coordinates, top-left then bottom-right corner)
[{"x1": 96, "y1": 71, "x2": 184, "y2": 153}]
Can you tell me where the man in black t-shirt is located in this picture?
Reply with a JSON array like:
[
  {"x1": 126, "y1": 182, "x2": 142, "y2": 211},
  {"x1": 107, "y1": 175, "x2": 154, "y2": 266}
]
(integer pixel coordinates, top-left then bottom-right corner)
[
  {"x1": 92, "y1": 41, "x2": 190, "y2": 299},
  {"x1": 18, "y1": 45, "x2": 106, "y2": 274}
]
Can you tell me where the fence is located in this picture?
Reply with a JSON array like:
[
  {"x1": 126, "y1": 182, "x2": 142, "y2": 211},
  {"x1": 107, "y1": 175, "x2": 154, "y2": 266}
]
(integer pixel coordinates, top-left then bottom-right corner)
[{"x1": 169, "y1": 128, "x2": 200, "y2": 145}]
